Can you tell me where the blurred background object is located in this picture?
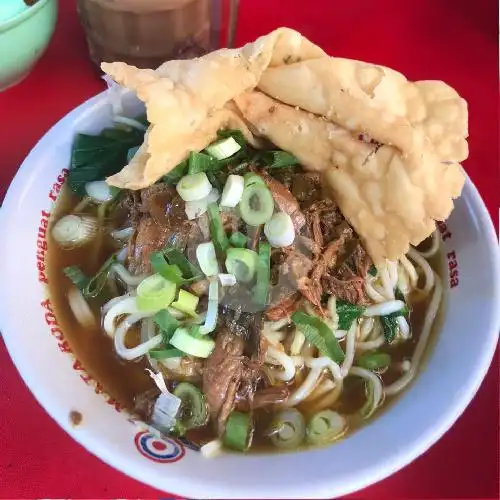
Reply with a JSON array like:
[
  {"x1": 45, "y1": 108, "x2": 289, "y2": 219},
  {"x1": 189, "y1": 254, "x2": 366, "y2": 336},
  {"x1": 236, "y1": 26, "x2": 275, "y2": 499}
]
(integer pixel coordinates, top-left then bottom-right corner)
[
  {"x1": 0, "y1": 0, "x2": 57, "y2": 91},
  {"x1": 77, "y1": 0, "x2": 240, "y2": 69}
]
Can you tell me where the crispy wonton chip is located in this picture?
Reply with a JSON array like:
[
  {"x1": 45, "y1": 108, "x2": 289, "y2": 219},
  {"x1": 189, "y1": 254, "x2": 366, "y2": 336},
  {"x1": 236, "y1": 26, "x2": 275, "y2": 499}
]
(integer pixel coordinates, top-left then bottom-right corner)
[{"x1": 102, "y1": 27, "x2": 468, "y2": 263}]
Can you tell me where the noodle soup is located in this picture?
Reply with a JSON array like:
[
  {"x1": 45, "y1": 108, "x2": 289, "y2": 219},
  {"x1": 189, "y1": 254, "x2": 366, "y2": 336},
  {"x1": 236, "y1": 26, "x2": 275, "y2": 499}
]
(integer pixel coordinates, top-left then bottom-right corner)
[{"x1": 47, "y1": 123, "x2": 445, "y2": 455}]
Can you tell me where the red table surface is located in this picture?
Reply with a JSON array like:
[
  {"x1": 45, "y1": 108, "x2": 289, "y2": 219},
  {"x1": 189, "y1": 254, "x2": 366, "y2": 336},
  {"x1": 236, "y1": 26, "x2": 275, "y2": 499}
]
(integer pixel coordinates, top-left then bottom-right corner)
[{"x1": 0, "y1": 1, "x2": 498, "y2": 498}]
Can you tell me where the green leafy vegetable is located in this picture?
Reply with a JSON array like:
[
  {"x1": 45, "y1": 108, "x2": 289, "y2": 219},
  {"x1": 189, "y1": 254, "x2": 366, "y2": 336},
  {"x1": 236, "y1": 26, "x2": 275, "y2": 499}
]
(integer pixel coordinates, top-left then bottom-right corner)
[
  {"x1": 336, "y1": 300, "x2": 365, "y2": 330},
  {"x1": 83, "y1": 254, "x2": 117, "y2": 299},
  {"x1": 260, "y1": 150, "x2": 300, "y2": 169},
  {"x1": 153, "y1": 309, "x2": 180, "y2": 343},
  {"x1": 150, "y1": 252, "x2": 185, "y2": 284},
  {"x1": 69, "y1": 127, "x2": 144, "y2": 195},
  {"x1": 187, "y1": 151, "x2": 217, "y2": 175},
  {"x1": 368, "y1": 265, "x2": 377, "y2": 277},
  {"x1": 217, "y1": 129, "x2": 247, "y2": 148},
  {"x1": 164, "y1": 247, "x2": 202, "y2": 280},
  {"x1": 381, "y1": 315, "x2": 399, "y2": 343},
  {"x1": 229, "y1": 231, "x2": 249, "y2": 248},
  {"x1": 207, "y1": 203, "x2": 230, "y2": 254},
  {"x1": 162, "y1": 159, "x2": 188, "y2": 185},
  {"x1": 386, "y1": 288, "x2": 409, "y2": 317},
  {"x1": 291, "y1": 311, "x2": 345, "y2": 363},
  {"x1": 63, "y1": 266, "x2": 90, "y2": 291}
]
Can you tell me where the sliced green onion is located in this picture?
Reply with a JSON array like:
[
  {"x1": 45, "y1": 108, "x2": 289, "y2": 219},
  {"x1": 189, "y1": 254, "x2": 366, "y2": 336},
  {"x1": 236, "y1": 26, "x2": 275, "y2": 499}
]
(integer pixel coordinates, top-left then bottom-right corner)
[
  {"x1": 136, "y1": 274, "x2": 177, "y2": 312},
  {"x1": 307, "y1": 410, "x2": 346, "y2": 445},
  {"x1": 368, "y1": 265, "x2": 377, "y2": 277},
  {"x1": 149, "y1": 348, "x2": 184, "y2": 359},
  {"x1": 269, "y1": 409, "x2": 305, "y2": 449},
  {"x1": 84, "y1": 254, "x2": 117, "y2": 299},
  {"x1": 150, "y1": 252, "x2": 185, "y2": 284},
  {"x1": 153, "y1": 308, "x2": 180, "y2": 342},
  {"x1": 162, "y1": 159, "x2": 188, "y2": 185},
  {"x1": 84, "y1": 180, "x2": 120, "y2": 203},
  {"x1": 357, "y1": 352, "x2": 391, "y2": 371},
  {"x1": 220, "y1": 174, "x2": 245, "y2": 207},
  {"x1": 264, "y1": 212, "x2": 295, "y2": 248},
  {"x1": 171, "y1": 289, "x2": 199, "y2": 317},
  {"x1": 229, "y1": 231, "x2": 249, "y2": 248},
  {"x1": 199, "y1": 279, "x2": 219, "y2": 335},
  {"x1": 52, "y1": 214, "x2": 98, "y2": 248},
  {"x1": 239, "y1": 184, "x2": 274, "y2": 226},
  {"x1": 63, "y1": 266, "x2": 89, "y2": 291},
  {"x1": 185, "y1": 188, "x2": 219, "y2": 220},
  {"x1": 196, "y1": 242, "x2": 220, "y2": 277},
  {"x1": 223, "y1": 411, "x2": 254, "y2": 452},
  {"x1": 253, "y1": 242, "x2": 271, "y2": 305},
  {"x1": 176, "y1": 172, "x2": 212, "y2": 202},
  {"x1": 170, "y1": 326, "x2": 215, "y2": 358},
  {"x1": 205, "y1": 136, "x2": 242, "y2": 160},
  {"x1": 260, "y1": 150, "x2": 300, "y2": 169},
  {"x1": 187, "y1": 151, "x2": 216, "y2": 175},
  {"x1": 164, "y1": 247, "x2": 202, "y2": 280},
  {"x1": 207, "y1": 203, "x2": 230, "y2": 254},
  {"x1": 243, "y1": 172, "x2": 265, "y2": 187},
  {"x1": 225, "y1": 248, "x2": 258, "y2": 283},
  {"x1": 218, "y1": 273, "x2": 237, "y2": 286},
  {"x1": 291, "y1": 311, "x2": 345, "y2": 363},
  {"x1": 173, "y1": 382, "x2": 209, "y2": 429}
]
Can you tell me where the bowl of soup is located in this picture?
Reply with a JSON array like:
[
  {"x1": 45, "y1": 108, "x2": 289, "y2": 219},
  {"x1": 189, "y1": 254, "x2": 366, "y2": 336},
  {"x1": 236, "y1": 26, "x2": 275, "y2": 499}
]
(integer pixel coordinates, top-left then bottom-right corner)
[{"x1": 1, "y1": 29, "x2": 499, "y2": 499}]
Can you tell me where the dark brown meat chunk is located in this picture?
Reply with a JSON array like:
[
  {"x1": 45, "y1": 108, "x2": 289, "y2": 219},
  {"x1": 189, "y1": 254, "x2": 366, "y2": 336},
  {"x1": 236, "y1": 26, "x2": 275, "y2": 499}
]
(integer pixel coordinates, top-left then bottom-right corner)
[
  {"x1": 266, "y1": 293, "x2": 300, "y2": 321},
  {"x1": 236, "y1": 386, "x2": 290, "y2": 412},
  {"x1": 261, "y1": 172, "x2": 306, "y2": 230},
  {"x1": 322, "y1": 275, "x2": 368, "y2": 305},
  {"x1": 128, "y1": 216, "x2": 170, "y2": 274},
  {"x1": 291, "y1": 172, "x2": 322, "y2": 207},
  {"x1": 203, "y1": 329, "x2": 245, "y2": 435},
  {"x1": 127, "y1": 184, "x2": 194, "y2": 274}
]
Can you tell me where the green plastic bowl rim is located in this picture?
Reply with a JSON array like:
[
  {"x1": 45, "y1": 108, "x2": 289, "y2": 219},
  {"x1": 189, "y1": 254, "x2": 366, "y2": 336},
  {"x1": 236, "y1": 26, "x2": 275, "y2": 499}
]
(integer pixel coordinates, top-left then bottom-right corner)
[{"x1": 0, "y1": 0, "x2": 54, "y2": 34}]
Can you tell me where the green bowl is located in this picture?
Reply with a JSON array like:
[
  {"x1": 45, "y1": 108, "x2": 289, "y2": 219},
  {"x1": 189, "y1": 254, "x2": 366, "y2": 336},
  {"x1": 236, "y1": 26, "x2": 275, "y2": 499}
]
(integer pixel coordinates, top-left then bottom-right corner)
[{"x1": 0, "y1": 0, "x2": 57, "y2": 92}]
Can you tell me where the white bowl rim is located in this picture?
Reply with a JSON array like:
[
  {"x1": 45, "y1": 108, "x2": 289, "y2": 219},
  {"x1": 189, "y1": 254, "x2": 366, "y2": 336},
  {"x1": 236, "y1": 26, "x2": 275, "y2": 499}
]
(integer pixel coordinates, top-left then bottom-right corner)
[{"x1": 1, "y1": 92, "x2": 499, "y2": 499}]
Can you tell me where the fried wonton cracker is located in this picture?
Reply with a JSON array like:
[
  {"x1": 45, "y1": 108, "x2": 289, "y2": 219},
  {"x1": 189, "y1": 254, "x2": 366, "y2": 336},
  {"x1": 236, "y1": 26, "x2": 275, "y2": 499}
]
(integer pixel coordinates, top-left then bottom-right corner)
[{"x1": 102, "y1": 27, "x2": 468, "y2": 262}]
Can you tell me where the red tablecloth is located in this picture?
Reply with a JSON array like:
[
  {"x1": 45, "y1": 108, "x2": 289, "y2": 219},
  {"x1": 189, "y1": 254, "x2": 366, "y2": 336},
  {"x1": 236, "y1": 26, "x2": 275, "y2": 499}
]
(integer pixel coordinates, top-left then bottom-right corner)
[{"x1": 0, "y1": 1, "x2": 498, "y2": 498}]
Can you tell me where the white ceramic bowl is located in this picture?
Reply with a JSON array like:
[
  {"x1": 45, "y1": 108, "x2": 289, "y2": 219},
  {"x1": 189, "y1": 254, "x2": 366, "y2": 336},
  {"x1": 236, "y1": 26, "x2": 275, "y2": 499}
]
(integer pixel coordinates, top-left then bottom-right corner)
[{"x1": 1, "y1": 93, "x2": 499, "y2": 499}]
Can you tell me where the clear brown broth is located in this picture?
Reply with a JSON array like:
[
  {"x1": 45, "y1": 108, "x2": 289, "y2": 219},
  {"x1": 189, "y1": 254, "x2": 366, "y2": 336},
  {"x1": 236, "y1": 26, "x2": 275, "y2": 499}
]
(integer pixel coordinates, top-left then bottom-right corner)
[{"x1": 47, "y1": 187, "x2": 445, "y2": 450}]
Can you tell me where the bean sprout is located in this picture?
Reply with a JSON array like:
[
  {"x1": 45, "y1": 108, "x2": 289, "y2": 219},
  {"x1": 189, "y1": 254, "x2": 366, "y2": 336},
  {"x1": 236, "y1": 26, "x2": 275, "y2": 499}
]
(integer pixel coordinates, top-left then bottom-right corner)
[
  {"x1": 396, "y1": 262, "x2": 411, "y2": 295},
  {"x1": 103, "y1": 295, "x2": 142, "y2": 336},
  {"x1": 365, "y1": 279, "x2": 386, "y2": 303},
  {"x1": 407, "y1": 248, "x2": 435, "y2": 293},
  {"x1": 265, "y1": 346, "x2": 296, "y2": 382},
  {"x1": 356, "y1": 335, "x2": 385, "y2": 351},
  {"x1": 349, "y1": 366, "x2": 383, "y2": 415},
  {"x1": 68, "y1": 287, "x2": 95, "y2": 327},
  {"x1": 341, "y1": 321, "x2": 357, "y2": 376},
  {"x1": 385, "y1": 274, "x2": 442, "y2": 395},
  {"x1": 359, "y1": 317, "x2": 375, "y2": 341},
  {"x1": 379, "y1": 266, "x2": 395, "y2": 299},
  {"x1": 397, "y1": 316, "x2": 410, "y2": 339},
  {"x1": 266, "y1": 318, "x2": 290, "y2": 331},
  {"x1": 363, "y1": 300, "x2": 405, "y2": 317},
  {"x1": 111, "y1": 263, "x2": 148, "y2": 286},
  {"x1": 290, "y1": 328, "x2": 306, "y2": 355},
  {"x1": 114, "y1": 315, "x2": 162, "y2": 360}
]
